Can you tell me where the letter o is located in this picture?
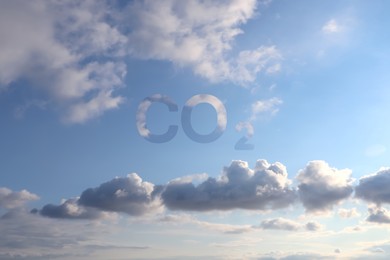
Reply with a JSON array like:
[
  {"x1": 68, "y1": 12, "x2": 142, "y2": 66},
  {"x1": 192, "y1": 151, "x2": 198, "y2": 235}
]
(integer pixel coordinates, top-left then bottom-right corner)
[{"x1": 181, "y1": 94, "x2": 227, "y2": 143}]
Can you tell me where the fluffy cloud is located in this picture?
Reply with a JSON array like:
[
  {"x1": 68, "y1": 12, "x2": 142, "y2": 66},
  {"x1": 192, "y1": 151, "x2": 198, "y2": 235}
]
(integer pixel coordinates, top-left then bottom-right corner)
[
  {"x1": 0, "y1": 1, "x2": 127, "y2": 123},
  {"x1": 162, "y1": 159, "x2": 296, "y2": 211},
  {"x1": 296, "y1": 161, "x2": 353, "y2": 213},
  {"x1": 355, "y1": 168, "x2": 390, "y2": 205},
  {"x1": 0, "y1": 0, "x2": 281, "y2": 123},
  {"x1": 0, "y1": 187, "x2": 39, "y2": 209},
  {"x1": 78, "y1": 173, "x2": 162, "y2": 216},
  {"x1": 35, "y1": 159, "x2": 371, "y2": 220},
  {"x1": 125, "y1": 0, "x2": 281, "y2": 84},
  {"x1": 366, "y1": 207, "x2": 390, "y2": 224},
  {"x1": 39, "y1": 173, "x2": 162, "y2": 219}
]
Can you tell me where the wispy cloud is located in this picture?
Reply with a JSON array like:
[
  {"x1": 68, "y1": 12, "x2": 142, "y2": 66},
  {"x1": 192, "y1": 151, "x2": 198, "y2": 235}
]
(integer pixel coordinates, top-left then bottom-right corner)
[
  {"x1": 338, "y1": 208, "x2": 361, "y2": 219},
  {"x1": 236, "y1": 97, "x2": 283, "y2": 139},
  {"x1": 322, "y1": 19, "x2": 341, "y2": 34}
]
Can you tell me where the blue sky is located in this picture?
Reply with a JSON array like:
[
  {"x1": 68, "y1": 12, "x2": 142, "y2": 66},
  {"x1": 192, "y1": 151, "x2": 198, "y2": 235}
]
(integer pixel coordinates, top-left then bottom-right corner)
[{"x1": 2, "y1": 0, "x2": 390, "y2": 259}]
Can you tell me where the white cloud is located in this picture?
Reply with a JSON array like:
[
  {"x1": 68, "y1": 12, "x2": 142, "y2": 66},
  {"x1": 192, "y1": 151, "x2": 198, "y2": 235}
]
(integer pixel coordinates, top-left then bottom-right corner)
[
  {"x1": 250, "y1": 97, "x2": 283, "y2": 121},
  {"x1": 0, "y1": 187, "x2": 39, "y2": 209},
  {"x1": 235, "y1": 97, "x2": 283, "y2": 138},
  {"x1": 338, "y1": 208, "x2": 360, "y2": 219},
  {"x1": 0, "y1": 0, "x2": 282, "y2": 123},
  {"x1": 233, "y1": 46, "x2": 282, "y2": 84},
  {"x1": 136, "y1": 94, "x2": 178, "y2": 138},
  {"x1": 297, "y1": 161, "x2": 354, "y2": 213},
  {"x1": 235, "y1": 121, "x2": 255, "y2": 137},
  {"x1": 169, "y1": 173, "x2": 209, "y2": 185},
  {"x1": 184, "y1": 94, "x2": 227, "y2": 132},
  {"x1": 0, "y1": 1, "x2": 127, "y2": 123},
  {"x1": 322, "y1": 19, "x2": 341, "y2": 34},
  {"x1": 125, "y1": 0, "x2": 281, "y2": 84},
  {"x1": 64, "y1": 88, "x2": 125, "y2": 124}
]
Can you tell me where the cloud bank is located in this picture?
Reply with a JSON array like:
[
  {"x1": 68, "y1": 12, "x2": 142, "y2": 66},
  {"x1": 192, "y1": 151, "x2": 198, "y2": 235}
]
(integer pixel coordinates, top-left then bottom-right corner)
[{"x1": 9, "y1": 159, "x2": 388, "y2": 224}]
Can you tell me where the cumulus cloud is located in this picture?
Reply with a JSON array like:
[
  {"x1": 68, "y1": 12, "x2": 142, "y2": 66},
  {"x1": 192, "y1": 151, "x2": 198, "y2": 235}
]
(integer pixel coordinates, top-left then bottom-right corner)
[
  {"x1": 296, "y1": 161, "x2": 353, "y2": 213},
  {"x1": 39, "y1": 173, "x2": 162, "y2": 219},
  {"x1": 355, "y1": 168, "x2": 390, "y2": 205},
  {"x1": 162, "y1": 159, "x2": 296, "y2": 211},
  {"x1": 0, "y1": 187, "x2": 39, "y2": 209},
  {"x1": 78, "y1": 173, "x2": 162, "y2": 216},
  {"x1": 366, "y1": 207, "x2": 390, "y2": 224}
]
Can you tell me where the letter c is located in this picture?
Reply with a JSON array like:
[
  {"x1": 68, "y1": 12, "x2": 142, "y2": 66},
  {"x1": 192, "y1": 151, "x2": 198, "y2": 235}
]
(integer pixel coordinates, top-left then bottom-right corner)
[{"x1": 136, "y1": 94, "x2": 178, "y2": 143}]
